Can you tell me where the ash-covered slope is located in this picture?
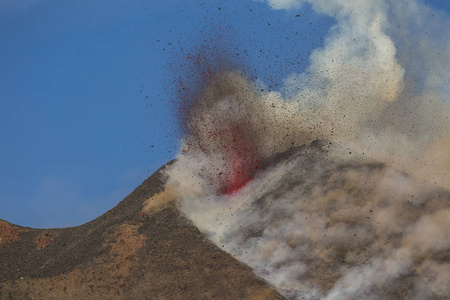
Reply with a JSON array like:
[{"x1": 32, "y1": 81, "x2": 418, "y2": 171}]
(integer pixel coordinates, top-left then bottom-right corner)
[
  {"x1": 166, "y1": 140, "x2": 450, "y2": 300},
  {"x1": 0, "y1": 163, "x2": 283, "y2": 300}
]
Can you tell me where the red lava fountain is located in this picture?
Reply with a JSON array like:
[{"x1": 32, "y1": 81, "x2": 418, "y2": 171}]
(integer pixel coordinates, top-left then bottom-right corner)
[
  {"x1": 217, "y1": 125, "x2": 260, "y2": 194},
  {"x1": 179, "y1": 72, "x2": 263, "y2": 195}
]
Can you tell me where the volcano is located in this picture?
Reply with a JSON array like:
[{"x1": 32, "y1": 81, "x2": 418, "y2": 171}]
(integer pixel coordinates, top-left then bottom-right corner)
[{"x1": 2, "y1": 140, "x2": 448, "y2": 299}]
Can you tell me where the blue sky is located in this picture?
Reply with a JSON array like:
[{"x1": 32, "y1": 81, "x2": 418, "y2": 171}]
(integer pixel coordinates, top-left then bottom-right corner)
[
  {"x1": 0, "y1": 0, "x2": 332, "y2": 228},
  {"x1": 1, "y1": 0, "x2": 449, "y2": 228}
]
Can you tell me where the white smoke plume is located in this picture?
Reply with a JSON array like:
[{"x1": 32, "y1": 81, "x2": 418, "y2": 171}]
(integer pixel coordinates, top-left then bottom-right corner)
[
  {"x1": 264, "y1": 0, "x2": 450, "y2": 189},
  {"x1": 145, "y1": 0, "x2": 450, "y2": 298}
]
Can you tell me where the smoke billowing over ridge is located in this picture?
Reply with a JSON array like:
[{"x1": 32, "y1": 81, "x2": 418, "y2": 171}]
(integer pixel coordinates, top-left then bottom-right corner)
[
  {"x1": 146, "y1": 0, "x2": 450, "y2": 299},
  {"x1": 160, "y1": 142, "x2": 450, "y2": 299}
]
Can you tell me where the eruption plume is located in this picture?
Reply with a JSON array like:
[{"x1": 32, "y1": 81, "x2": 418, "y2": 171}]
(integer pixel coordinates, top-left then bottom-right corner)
[
  {"x1": 145, "y1": 0, "x2": 450, "y2": 298},
  {"x1": 180, "y1": 71, "x2": 324, "y2": 194},
  {"x1": 181, "y1": 72, "x2": 263, "y2": 194}
]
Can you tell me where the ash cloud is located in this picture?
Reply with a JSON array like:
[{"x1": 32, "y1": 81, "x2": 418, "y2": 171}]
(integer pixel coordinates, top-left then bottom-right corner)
[{"x1": 148, "y1": 0, "x2": 450, "y2": 298}]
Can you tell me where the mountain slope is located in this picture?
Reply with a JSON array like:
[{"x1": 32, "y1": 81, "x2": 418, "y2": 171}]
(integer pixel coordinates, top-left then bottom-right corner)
[
  {"x1": 2, "y1": 139, "x2": 449, "y2": 299},
  {"x1": 0, "y1": 163, "x2": 284, "y2": 299}
]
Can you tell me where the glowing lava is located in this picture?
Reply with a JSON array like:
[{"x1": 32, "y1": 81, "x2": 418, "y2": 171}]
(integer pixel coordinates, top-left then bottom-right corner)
[
  {"x1": 180, "y1": 72, "x2": 262, "y2": 195},
  {"x1": 217, "y1": 125, "x2": 260, "y2": 194}
]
